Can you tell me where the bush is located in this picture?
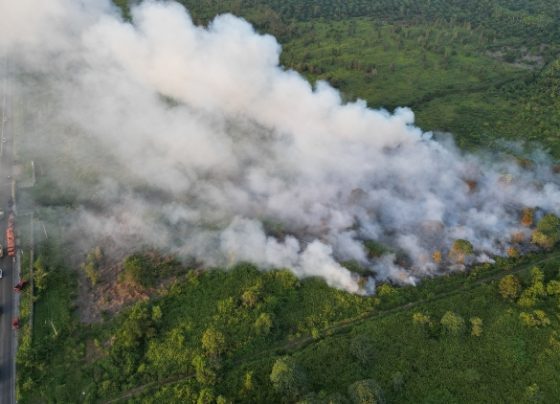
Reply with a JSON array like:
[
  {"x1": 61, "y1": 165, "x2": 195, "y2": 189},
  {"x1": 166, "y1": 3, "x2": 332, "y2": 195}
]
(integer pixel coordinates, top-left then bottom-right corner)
[
  {"x1": 449, "y1": 239, "x2": 474, "y2": 263},
  {"x1": 532, "y1": 214, "x2": 560, "y2": 248},
  {"x1": 498, "y1": 275, "x2": 521, "y2": 300},
  {"x1": 270, "y1": 356, "x2": 308, "y2": 401},
  {"x1": 348, "y1": 379, "x2": 385, "y2": 404},
  {"x1": 440, "y1": 311, "x2": 465, "y2": 336},
  {"x1": 122, "y1": 254, "x2": 155, "y2": 289}
]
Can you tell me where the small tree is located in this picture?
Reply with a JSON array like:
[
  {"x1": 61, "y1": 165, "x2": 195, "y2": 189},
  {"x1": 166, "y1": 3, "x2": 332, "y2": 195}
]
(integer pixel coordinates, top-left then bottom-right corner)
[
  {"x1": 241, "y1": 288, "x2": 260, "y2": 308},
  {"x1": 122, "y1": 254, "x2": 155, "y2": 289},
  {"x1": 532, "y1": 214, "x2": 560, "y2": 249},
  {"x1": 449, "y1": 239, "x2": 474, "y2": 263},
  {"x1": 350, "y1": 335, "x2": 374, "y2": 366},
  {"x1": 192, "y1": 354, "x2": 218, "y2": 385},
  {"x1": 470, "y1": 317, "x2": 483, "y2": 337},
  {"x1": 412, "y1": 312, "x2": 432, "y2": 327},
  {"x1": 347, "y1": 379, "x2": 385, "y2": 404},
  {"x1": 498, "y1": 275, "x2": 521, "y2": 300},
  {"x1": 432, "y1": 250, "x2": 442, "y2": 264},
  {"x1": 546, "y1": 280, "x2": 560, "y2": 295},
  {"x1": 243, "y1": 371, "x2": 254, "y2": 393},
  {"x1": 82, "y1": 261, "x2": 99, "y2": 287},
  {"x1": 197, "y1": 388, "x2": 215, "y2": 404},
  {"x1": 270, "y1": 356, "x2": 307, "y2": 400},
  {"x1": 82, "y1": 246, "x2": 104, "y2": 287},
  {"x1": 254, "y1": 313, "x2": 273, "y2": 336},
  {"x1": 520, "y1": 208, "x2": 534, "y2": 227},
  {"x1": 440, "y1": 311, "x2": 465, "y2": 336},
  {"x1": 201, "y1": 328, "x2": 226, "y2": 357},
  {"x1": 506, "y1": 247, "x2": 519, "y2": 258},
  {"x1": 519, "y1": 310, "x2": 551, "y2": 327}
]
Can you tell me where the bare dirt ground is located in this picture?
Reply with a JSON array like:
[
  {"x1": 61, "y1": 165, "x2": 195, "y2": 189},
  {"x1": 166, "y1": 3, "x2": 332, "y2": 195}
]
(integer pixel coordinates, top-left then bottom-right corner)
[{"x1": 74, "y1": 240, "x2": 184, "y2": 324}]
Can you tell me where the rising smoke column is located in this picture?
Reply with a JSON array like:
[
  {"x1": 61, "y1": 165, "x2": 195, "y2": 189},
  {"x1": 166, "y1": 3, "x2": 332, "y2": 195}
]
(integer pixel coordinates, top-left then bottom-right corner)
[{"x1": 0, "y1": 0, "x2": 559, "y2": 293}]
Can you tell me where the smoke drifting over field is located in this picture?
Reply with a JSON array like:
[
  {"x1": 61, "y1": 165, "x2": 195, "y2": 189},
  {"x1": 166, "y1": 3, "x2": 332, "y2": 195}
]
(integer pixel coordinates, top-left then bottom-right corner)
[{"x1": 1, "y1": 0, "x2": 559, "y2": 293}]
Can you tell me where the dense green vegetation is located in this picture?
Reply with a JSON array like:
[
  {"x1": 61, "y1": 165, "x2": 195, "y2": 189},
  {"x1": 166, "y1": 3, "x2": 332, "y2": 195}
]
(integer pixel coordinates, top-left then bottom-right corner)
[
  {"x1": 127, "y1": 0, "x2": 560, "y2": 156},
  {"x1": 17, "y1": 244, "x2": 560, "y2": 402}
]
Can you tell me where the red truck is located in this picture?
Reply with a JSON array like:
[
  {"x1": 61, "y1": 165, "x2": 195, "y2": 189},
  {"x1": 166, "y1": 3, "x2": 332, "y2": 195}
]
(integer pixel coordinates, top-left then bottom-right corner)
[{"x1": 6, "y1": 213, "x2": 15, "y2": 257}]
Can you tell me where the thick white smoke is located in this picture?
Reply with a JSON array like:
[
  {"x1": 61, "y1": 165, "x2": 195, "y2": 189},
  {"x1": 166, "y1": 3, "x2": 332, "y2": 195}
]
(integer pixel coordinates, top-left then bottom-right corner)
[{"x1": 1, "y1": 0, "x2": 559, "y2": 293}]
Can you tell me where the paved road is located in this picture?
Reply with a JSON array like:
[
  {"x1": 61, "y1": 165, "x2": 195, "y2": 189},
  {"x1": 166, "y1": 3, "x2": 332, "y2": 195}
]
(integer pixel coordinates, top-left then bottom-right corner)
[{"x1": 0, "y1": 57, "x2": 17, "y2": 404}]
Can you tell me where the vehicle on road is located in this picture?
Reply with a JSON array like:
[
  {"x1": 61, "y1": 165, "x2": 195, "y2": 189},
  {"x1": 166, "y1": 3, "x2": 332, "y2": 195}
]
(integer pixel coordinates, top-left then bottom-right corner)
[
  {"x1": 6, "y1": 213, "x2": 15, "y2": 257},
  {"x1": 1, "y1": 137, "x2": 6, "y2": 143},
  {"x1": 12, "y1": 318, "x2": 20, "y2": 330},
  {"x1": 0, "y1": 268, "x2": 3, "y2": 278},
  {"x1": 0, "y1": 244, "x2": 3, "y2": 257},
  {"x1": 14, "y1": 279, "x2": 28, "y2": 292}
]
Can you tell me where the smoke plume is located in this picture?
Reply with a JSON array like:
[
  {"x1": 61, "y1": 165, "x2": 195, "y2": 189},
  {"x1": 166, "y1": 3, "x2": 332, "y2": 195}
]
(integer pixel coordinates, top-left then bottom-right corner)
[{"x1": 1, "y1": 0, "x2": 559, "y2": 293}]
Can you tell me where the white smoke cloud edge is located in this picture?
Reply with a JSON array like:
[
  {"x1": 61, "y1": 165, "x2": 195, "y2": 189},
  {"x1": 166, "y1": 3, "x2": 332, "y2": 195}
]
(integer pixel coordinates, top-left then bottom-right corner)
[{"x1": 1, "y1": 0, "x2": 559, "y2": 294}]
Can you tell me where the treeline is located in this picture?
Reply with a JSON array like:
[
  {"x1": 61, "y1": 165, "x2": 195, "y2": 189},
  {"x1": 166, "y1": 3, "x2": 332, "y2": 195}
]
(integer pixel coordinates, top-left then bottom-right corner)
[{"x1": 169, "y1": 0, "x2": 560, "y2": 44}]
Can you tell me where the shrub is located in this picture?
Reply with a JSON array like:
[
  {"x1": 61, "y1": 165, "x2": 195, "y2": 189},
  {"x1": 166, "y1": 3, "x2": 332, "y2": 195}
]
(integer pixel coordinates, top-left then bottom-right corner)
[
  {"x1": 449, "y1": 239, "x2": 474, "y2": 263},
  {"x1": 122, "y1": 254, "x2": 155, "y2": 289},
  {"x1": 440, "y1": 311, "x2": 465, "y2": 336},
  {"x1": 347, "y1": 379, "x2": 385, "y2": 404},
  {"x1": 498, "y1": 275, "x2": 521, "y2": 300},
  {"x1": 270, "y1": 356, "x2": 308, "y2": 401}
]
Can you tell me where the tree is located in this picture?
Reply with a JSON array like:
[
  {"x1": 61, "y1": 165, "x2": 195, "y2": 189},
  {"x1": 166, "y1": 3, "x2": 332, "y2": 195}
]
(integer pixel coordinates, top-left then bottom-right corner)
[
  {"x1": 254, "y1": 313, "x2": 273, "y2": 336},
  {"x1": 506, "y1": 247, "x2": 519, "y2": 258},
  {"x1": 470, "y1": 317, "x2": 483, "y2": 337},
  {"x1": 350, "y1": 335, "x2": 374, "y2": 366},
  {"x1": 449, "y1": 239, "x2": 474, "y2": 263},
  {"x1": 82, "y1": 261, "x2": 99, "y2": 287},
  {"x1": 519, "y1": 310, "x2": 551, "y2": 327},
  {"x1": 532, "y1": 214, "x2": 560, "y2": 249},
  {"x1": 347, "y1": 379, "x2": 385, "y2": 404},
  {"x1": 546, "y1": 280, "x2": 560, "y2": 295},
  {"x1": 243, "y1": 371, "x2": 254, "y2": 393},
  {"x1": 192, "y1": 354, "x2": 218, "y2": 385},
  {"x1": 82, "y1": 246, "x2": 103, "y2": 287},
  {"x1": 197, "y1": 388, "x2": 215, "y2": 404},
  {"x1": 498, "y1": 275, "x2": 521, "y2": 300},
  {"x1": 412, "y1": 312, "x2": 432, "y2": 327},
  {"x1": 440, "y1": 311, "x2": 465, "y2": 336},
  {"x1": 520, "y1": 207, "x2": 534, "y2": 227},
  {"x1": 432, "y1": 250, "x2": 442, "y2": 264},
  {"x1": 241, "y1": 289, "x2": 259, "y2": 308},
  {"x1": 377, "y1": 284, "x2": 396, "y2": 297},
  {"x1": 122, "y1": 254, "x2": 155, "y2": 289},
  {"x1": 270, "y1": 356, "x2": 307, "y2": 400},
  {"x1": 201, "y1": 328, "x2": 226, "y2": 357},
  {"x1": 518, "y1": 267, "x2": 546, "y2": 307}
]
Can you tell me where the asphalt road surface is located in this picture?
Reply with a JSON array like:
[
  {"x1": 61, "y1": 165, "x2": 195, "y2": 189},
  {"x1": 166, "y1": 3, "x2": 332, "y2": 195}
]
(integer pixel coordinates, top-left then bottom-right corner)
[{"x1": 0, "y1": 58, "x2": 18, "y2": 404}]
